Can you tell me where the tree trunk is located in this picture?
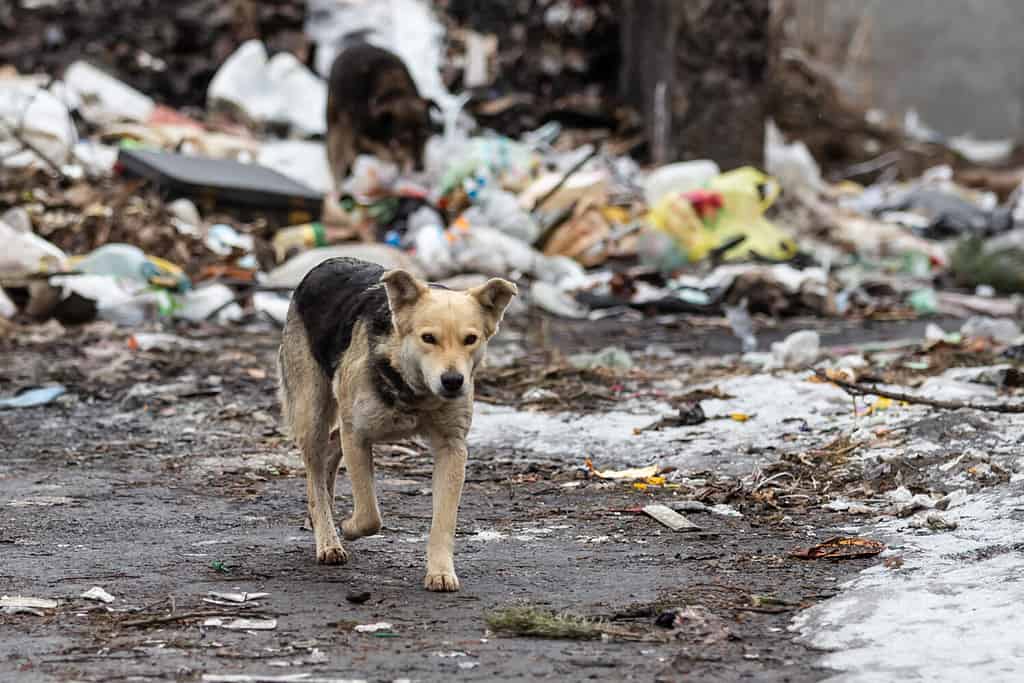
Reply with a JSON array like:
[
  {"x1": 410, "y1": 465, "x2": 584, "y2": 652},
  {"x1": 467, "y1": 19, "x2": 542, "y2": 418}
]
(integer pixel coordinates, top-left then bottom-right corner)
[{"x1": 620, "y1": 0, "x2": 772, "y2": 169}]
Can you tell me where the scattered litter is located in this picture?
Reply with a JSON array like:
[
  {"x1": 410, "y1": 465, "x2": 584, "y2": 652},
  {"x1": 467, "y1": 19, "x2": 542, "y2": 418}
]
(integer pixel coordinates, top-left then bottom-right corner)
[
  {"x1": 129, "y1": 333, "x2": 207, "y2": 352},
  {"x1": 0, "y1": 605, "x2": 47, "y2": 616},
  {"x1": 909, "y1": 512, "x2": 959, "y2": 532},
  {"x1": 586, "y1": 461, "x2": 660, "y2": 481},
  {"x1": 80, "y1": 586, "x2": 115, "y2": 604},
  {"x1": 0, "y1": 385, "x2": 66, "y2": 409},
  {"x1": 1, "y1": 595, "x2": 58, "y2": 613},
  {"x1": 203, "y1": 617, "x2": 278, "y2": 631},
  {"x1": 710, "y1": 504, "x2": 743, "y2": 518},
  {"x1": 206, "y1": 591, "x2": 269, "y2": 604},
  {"x1": 642, "y1": 504, "x2": 701, "y2": 531},
  {"x1": 935, "y1": 489, "x2": 968, "y2": 511},
  {"x1": 960, "y1": 316, "x2": 1021, "y2": 344},
  {"x1": 823, "y1": 499, "x2": 874, "y2": 515},
  {"x1": 8, "y1": 496, "x2": 74, "y2": 507},
  {"x1": 353, "y1": 622, "x2": 393, "y2": 634},
  {"x1": 636, "y1": 402, "x2": 707, "y2": 432},
  {"x1": 724, "y1": 300, "x2": 758, "y2": 352},
  {"x1": 771, "y1": 330, "x2": 821, "y2": 370},
  {"x1": 889, "y1": 486, "x2": 937, "y2": 518},
  {"x1": 790, "y1": 536, "x2": 885, "y2": 560},
  {"x1": 671, "y1": 500, "x2": 710, "y2": 514},
  {"x1": 531, "y1": 281, "x2": 589, "y2": 319}
]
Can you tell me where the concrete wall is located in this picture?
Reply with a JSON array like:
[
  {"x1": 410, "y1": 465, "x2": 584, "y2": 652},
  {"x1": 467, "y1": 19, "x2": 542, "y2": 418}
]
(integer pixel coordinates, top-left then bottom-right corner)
[{"x1": 805, "y1": 0, "x2": 1024, "y2": 139}]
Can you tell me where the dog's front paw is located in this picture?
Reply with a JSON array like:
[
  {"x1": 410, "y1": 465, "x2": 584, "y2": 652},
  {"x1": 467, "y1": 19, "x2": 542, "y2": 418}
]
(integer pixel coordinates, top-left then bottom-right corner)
[
  {"x1": 424, "y1": 572, "x2": 460, "y2": 592},
  {"x1": 317, "y1": 544, "x2": 350, "y2": 565}
]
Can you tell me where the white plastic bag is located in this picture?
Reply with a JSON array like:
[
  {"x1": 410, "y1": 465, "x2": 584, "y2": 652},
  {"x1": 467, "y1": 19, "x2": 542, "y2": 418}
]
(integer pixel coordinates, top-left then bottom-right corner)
[{"x1": 208, "y1": 40, "x2": 327, "y2": 136}]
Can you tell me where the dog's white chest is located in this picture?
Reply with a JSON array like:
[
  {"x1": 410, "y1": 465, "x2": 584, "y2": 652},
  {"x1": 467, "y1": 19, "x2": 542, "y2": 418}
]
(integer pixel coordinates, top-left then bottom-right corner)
[{"x1": 351, "y1": 399, "x2": 419, "y2": 441}]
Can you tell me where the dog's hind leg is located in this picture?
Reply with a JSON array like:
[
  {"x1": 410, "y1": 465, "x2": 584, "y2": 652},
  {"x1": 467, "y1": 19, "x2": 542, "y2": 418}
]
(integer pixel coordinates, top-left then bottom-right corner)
[
  {"x1": 279, "y1": 318, "x2": 348, "y2": 565},
  {"x1": 339, "y1": 426, "x2": 382, "y2": 540},
  {"x1": 304, "y1": 420, "x2": 346, "y2": 564}
]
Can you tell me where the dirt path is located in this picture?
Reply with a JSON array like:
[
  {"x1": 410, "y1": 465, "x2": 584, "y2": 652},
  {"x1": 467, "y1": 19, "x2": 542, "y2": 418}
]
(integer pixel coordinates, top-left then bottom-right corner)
[{"x1": 0, "y1": 319, "x2": 886, "y2": 682}]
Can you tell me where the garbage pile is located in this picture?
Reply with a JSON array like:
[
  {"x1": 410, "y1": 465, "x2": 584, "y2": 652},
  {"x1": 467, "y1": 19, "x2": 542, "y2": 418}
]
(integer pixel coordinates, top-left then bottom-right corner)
[{"x1": 3, "y1": 1, "x2": 1024, "y2": 338}]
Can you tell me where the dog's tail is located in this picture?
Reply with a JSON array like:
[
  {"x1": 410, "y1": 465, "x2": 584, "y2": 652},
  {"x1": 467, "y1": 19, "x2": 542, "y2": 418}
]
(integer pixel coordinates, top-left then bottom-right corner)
[
  {"x1": 277, "y1": 309, "x2": 336, "y2": 445},
  {"x1": 276, "y1": 342, "x2": 293, "y2": 439}
]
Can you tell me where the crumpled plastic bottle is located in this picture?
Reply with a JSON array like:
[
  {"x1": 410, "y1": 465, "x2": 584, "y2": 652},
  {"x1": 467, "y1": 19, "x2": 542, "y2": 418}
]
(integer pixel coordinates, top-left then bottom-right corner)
[
  {"x1": 74, "y1": 243, "x2": 190, "y2": 291},
  {"x1": 464, "y1": 177, "x2": 540, "y2": 244},
  {"x1": 402, "y1": 204, "x2": 458, "y2": 280}
]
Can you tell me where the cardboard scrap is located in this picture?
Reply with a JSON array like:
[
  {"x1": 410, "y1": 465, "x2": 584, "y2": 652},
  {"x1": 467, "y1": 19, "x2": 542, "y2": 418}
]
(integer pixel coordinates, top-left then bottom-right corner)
[
  {"x1": 642, "y1": 504, "x2": 701, "y2": 531},
  {"x1": 586, "y1": 460, "x2": 661, "y2": 481}
]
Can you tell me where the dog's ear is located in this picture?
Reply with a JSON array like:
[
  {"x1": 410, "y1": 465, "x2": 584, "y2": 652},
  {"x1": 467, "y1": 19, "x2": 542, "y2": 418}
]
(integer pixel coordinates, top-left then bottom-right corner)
[
  {"x1": 382, "y1": 269, "x2": 427, "y2": 315},
  {"x1": 469, "y1": 278, "x2": 518, "y2": 337}
]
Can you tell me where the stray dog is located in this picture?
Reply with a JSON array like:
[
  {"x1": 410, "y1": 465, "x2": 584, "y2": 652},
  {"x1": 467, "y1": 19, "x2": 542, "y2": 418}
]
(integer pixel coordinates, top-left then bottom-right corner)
[
  {"x1": 325, "y1": 43, "x2": 434, "y2": 189},
  {"x1": 277, "y1": 258, "x2": 516, "y2": 591}
]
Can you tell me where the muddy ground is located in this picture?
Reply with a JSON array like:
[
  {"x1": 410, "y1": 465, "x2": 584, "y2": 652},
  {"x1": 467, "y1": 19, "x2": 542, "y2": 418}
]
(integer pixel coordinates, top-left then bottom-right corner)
[{"x1": 0, "y1": 314, "x2": 924, "y2": 682}]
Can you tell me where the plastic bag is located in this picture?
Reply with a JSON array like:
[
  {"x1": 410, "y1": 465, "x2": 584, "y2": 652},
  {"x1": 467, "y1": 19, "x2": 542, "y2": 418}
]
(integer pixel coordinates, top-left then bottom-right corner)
[
  {"x1": 647, "y1": 167, "x2": 797, "y2": 263},
  {"x1": 464, "y1": 180, "x2": 540, "y2": 244},
  {"x1": 0, "y1": 220, "x2": 68, "y2": 275}
]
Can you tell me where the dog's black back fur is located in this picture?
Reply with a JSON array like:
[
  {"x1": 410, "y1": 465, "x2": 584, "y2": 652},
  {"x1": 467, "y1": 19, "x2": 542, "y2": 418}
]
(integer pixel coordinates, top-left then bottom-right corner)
[
  {"x1": 293, "y1": 258, "x2": 392, "y2": 379},
  {"x1": 293, "y1": 258, "x2": 454, "y2": 407}
]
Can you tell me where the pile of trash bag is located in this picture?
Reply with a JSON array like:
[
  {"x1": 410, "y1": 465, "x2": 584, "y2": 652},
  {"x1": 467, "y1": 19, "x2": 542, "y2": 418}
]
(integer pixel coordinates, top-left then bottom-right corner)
[{"x1": 4, "y1": 0, "x2": 1024, "y2": 335}]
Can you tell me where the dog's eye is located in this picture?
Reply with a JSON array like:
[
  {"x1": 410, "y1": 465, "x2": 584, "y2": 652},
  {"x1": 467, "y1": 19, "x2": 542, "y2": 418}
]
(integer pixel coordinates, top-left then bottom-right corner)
[
  {"x1": 421, "y1": 333, "x2": 437, "y2": 345},
  {"x1": 463, "y1": 334, "x2": 478, "y2": 346}
]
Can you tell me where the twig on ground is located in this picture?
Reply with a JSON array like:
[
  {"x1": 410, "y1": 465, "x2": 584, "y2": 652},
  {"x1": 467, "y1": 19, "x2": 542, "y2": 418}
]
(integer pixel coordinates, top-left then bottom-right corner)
[
  {"x1": 814, "y1": 370, "x2": 1024, "y2": 414},
  {"x1": 119, "y1": 609, "x2": 273, "y2": 628}
]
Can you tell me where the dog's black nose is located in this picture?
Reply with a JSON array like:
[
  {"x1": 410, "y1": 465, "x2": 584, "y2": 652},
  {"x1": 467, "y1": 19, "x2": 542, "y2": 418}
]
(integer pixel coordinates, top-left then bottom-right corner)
[{"x1": 441, "y1": 371, "x2": 464, "y2": 393}]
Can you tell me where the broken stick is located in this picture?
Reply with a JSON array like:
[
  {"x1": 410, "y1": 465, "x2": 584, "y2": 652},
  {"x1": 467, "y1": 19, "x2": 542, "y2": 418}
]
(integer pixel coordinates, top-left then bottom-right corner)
[{"x1": 814, "y1": 370, "x2": 1024, "y2": 414}]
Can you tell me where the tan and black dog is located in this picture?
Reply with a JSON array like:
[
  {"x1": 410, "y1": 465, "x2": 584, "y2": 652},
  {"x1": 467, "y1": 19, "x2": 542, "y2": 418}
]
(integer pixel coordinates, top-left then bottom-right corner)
[
  {"x1": 277, "y1": 257, "x2": 516, "y2": 591},
  {"x1": 325, "y1": 43, "x2": 434, "y2": 189}
]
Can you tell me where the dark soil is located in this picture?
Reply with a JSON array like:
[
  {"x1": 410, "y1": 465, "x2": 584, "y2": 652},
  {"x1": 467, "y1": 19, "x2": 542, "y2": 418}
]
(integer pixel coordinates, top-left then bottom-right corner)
[{"x1": 0, "y1": 317, "x2": 901, "y2": 682}]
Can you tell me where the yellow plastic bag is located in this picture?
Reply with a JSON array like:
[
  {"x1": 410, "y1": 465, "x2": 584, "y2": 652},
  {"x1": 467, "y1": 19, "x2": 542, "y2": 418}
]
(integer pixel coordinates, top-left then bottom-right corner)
[{"x1": 646, "y1": 166, "x2": 797, "y2": 263}]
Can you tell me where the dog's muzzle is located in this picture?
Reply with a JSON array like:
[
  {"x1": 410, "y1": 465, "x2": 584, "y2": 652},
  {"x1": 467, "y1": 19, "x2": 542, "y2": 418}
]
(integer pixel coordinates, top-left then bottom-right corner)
[{"x1": 440, "y1": 371, "x2": 464, "y2": 399}]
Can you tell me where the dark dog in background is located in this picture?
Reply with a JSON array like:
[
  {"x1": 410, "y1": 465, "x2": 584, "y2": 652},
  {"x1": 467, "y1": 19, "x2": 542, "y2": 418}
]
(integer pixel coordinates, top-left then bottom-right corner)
[{"x1": 325, "y1": 43, "x2": 435, "y2": 189}]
